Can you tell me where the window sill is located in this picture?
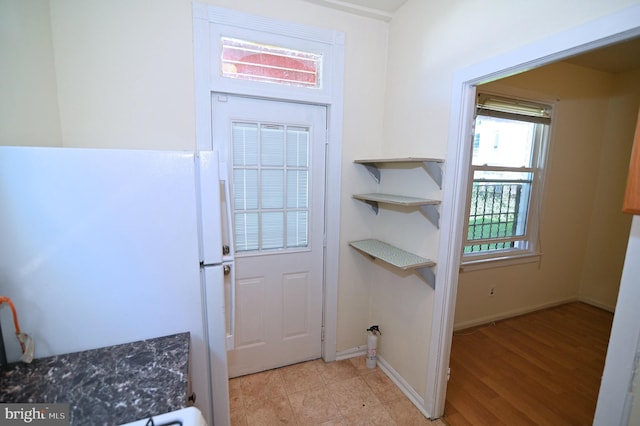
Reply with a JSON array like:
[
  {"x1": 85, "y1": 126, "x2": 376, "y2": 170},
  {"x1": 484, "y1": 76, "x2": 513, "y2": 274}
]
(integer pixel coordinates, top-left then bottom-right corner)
[{"x1": 460, "y1": 251, "x2": 542, "y2": 272}]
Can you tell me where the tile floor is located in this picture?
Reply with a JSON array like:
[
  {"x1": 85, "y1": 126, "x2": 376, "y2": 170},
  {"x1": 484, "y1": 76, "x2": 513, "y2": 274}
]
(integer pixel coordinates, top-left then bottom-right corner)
[{"x1": 229, "y1": 356, "x2": 447, "y2": 425}]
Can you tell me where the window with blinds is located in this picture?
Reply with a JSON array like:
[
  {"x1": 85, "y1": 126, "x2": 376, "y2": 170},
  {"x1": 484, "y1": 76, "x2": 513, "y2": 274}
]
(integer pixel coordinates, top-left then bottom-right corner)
[
  {"x1": 221, "y1": 37, "x2": 322, "y2": 88},
  {"x1": 232, "y1": 121, "x2": 310, "y2": 252},
  {"x1": 463, "y1": 93, "x2": 552, "y2": 261}
]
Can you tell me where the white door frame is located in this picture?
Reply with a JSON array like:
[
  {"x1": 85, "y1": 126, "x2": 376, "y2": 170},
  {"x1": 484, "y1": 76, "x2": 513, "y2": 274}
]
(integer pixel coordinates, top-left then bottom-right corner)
[
  {"x1": 193, "y1": 6, "x2": 344, "y2": 425},
  {"x1": 193, "y1": 4, "x2": 344, "y2": 364},
  {"x1": 426, "y1": 4, "x2": 640, "y2": 419}
]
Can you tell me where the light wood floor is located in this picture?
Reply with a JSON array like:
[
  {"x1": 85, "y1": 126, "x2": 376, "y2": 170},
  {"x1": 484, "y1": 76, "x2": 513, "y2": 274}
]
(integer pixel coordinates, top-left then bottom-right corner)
[{"x1": 443, "y1": 302, "x2": 613, "y2": 426}]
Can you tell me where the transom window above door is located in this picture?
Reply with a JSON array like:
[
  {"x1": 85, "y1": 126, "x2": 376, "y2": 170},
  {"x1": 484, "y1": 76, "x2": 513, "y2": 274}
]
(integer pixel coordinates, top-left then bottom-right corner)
[
  {"x1": 232, "y1": 121, "x2": 311, "y2": 253},
  {"x1": 221, "y1": 37, "x2": 322, "y2": 89}
]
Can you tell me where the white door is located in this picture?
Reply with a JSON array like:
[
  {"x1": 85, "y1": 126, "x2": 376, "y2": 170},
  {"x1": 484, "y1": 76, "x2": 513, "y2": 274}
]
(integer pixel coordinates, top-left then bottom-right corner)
[{"x1": 212, "y1": 95, "x2": 327, "y2": 377}]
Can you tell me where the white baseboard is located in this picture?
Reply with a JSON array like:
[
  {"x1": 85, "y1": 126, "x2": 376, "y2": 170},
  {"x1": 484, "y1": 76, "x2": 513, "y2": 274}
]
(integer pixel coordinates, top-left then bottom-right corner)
[
  {"x1": 335, "y1": 345, "x2": 366, "y2": 361},
  {"x1": 336, "y1": 297, "x2": 613, "y2": 420},
  {"x1": 334, "y1": 348, "x2": 433, "y2": 420},
  {"x1": 376, "y1": 355, "x2": 433, "y2": 419},
  {"x1": 453, "y1": 297, "x2": 579, "y2": 331},
  {"x1": 578, "y1": 296, "x2": 616, "y2": 313},
  {"x1": 334, "y1": 298, "x2": 615, "y2": 421}
]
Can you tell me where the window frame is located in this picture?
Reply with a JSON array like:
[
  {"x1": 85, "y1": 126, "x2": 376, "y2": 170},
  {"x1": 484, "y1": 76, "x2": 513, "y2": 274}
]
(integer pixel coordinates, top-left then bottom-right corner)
[
  {"x1": 461, "y1": 92, "x2": 553, "y2": 269},
  {"x1": 205, "y1": 13, "x2": 338, "y2": 104},
  {"x1": 231, "y1": 120, "x2": 312, "y2": 254},
  {"x1": 220, "y1": 36, "x2": 322, "y2": 89}
]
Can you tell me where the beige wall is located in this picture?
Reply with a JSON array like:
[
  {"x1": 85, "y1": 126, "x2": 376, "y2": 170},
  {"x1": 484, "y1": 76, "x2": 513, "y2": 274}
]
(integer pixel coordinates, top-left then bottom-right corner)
[
  {"x1": 455, "y1": 63, "x2": 639, "y2": 328},
  {"x1": 0, "y1": 0, "x2": 61, "y2": 146},
  {"x1": 580, "y1": 68, "x2": 640, "y2": 307},
  {"x1": 48, "y1": 1, "x2": 197, "y2": 150}
]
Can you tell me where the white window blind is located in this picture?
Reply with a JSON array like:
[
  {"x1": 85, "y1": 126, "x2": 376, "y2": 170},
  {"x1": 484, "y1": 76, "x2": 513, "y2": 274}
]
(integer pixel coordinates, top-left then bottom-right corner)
[
  {"x1": 476, "y1": 94, "x2": 551, "y2": 125},
  {"x1": 232, "y1": 121, "x2": 310, "y2": 252}
]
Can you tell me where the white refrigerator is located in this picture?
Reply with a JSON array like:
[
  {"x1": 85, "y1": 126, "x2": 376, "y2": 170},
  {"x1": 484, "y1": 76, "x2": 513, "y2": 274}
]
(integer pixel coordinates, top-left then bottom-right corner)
[{"x1": 0, "y1": 146, "x2": 232, "y2": 426}]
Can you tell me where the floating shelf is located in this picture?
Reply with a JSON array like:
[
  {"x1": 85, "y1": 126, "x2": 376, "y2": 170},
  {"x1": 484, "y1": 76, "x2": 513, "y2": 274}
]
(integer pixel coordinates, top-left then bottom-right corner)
[
  {"x1": 349, "y1": 239, "x2": 436, "y2": 288},
  {"x1": 354, "y1": 157, "x2": 444, "y2": 189},
  {"x1": 351, "y1": 157, "x2": 443, "y2": 288},
  {"x1": 352, "y1": 193, "x2": 441, "y2": 228}
]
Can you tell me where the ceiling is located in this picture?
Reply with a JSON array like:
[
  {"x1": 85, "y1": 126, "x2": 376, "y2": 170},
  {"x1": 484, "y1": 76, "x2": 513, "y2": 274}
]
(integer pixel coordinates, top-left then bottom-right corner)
[{"x1": 562, "y1": 36, "x2": 640, "y2": 74}]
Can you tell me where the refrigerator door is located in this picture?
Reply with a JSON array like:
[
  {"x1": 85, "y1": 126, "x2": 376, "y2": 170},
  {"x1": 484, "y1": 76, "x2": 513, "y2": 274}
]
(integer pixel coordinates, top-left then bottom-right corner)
[
  {"x1": 0, "y1": 146, "x2": 213, "y2": 423},
  {"x1": 197, "y1": 151, "x2": 223, "y2": 266},
  {"x1": 223, "y1": 261, "x2": 235, "y2": 351},
  {"x1": 202, "y1": 265, "x2": 231, "y2": 426}
]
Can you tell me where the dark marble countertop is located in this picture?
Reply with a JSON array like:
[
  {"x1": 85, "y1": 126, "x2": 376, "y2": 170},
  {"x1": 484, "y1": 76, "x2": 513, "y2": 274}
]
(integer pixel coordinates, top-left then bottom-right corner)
[{"x1": 0, "y1": 332, "x2": 190, "y2": 425}]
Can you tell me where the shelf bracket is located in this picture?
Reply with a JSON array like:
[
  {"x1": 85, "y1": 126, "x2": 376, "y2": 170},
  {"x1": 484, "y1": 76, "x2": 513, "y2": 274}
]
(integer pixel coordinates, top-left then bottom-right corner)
[
  {"x1": 416, "y1": 267, "x2": 436, "y2": 289},
  {"x1": 418, "y1": 204, "x2": 440, "y2": 228},
  {"x1": 423, "y1": 161, "x2": 443, "y2": 189},
  {"x1": 364, "y1": 200, "x2": 379, "y2": 214},
  {"x1": 362, "y1": 163, "x2": 381, "y2": 183}
]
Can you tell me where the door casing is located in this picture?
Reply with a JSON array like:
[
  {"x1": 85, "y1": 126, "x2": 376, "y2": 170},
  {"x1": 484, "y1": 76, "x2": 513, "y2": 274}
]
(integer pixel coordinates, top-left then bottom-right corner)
[{"x1": 193, "y1": 5, "x2": 344, "y2": 370}]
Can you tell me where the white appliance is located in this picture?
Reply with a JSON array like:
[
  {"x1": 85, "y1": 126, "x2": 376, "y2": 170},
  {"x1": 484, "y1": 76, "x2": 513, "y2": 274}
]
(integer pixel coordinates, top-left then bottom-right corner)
[
  {"x1": 120, "y1": 407, "x2": 208, "y2": 426},
  {"x1": 0, "y1": 146, "x2": 231, "y2": 426}
]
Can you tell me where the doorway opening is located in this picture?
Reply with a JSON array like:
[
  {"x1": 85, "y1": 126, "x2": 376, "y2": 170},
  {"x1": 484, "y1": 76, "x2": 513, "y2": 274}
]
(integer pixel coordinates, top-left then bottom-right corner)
[
  {"x1": 193, "y1": 5, "x2": 345, "y2": 425},
  {"x1": 427, "y1": 6, "x2": 640, "y2": 420}
]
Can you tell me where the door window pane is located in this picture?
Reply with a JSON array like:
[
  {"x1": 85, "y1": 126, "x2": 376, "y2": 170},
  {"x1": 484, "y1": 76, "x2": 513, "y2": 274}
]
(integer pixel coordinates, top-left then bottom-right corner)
[
  {"x1": 262, "y1": 170, "x2": 284, "y2": 209},
  {"x1": 287, "y1": 170, "x2": 308, "y2": 208},
  {"x1": 287, "y1": 127, "x2": 309, "y2": 167},
  {"x1": 262, "y1": 212, "x2": 284, "y2": 249},
  {"x1": 287, "y1": 211, "x2": 308, "y2": 248},
  {"x1": 233, "y1": 169, "x2": 258, "y2": 210},
  {"x1": 261, "y1": 125, "x2": 284, "y2": 166},
  {"x1": 233, "y1": 123, "x2": 258, "y2": 166},
  {"x1": 235, "y1": 213, "x2": 259, "y2": 251}
]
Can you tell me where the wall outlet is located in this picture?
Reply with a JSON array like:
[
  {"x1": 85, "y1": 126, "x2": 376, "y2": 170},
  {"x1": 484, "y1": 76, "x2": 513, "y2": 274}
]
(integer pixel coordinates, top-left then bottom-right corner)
[{"x1": 489, "y1": 287, "x2": 495, "y2": 296}]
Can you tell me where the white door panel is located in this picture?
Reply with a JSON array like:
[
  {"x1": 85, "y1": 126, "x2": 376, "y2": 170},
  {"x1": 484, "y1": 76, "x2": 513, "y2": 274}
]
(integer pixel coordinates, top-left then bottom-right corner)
[
  {"x1": 283, "y1": 271, "x2": 311, "y2": 339},
  {"x1": 212, "y1": 95, "x2": 326, "y2": 377},
  {"x1": 235, "y1": 276, "x2": 266, "y2": 349}
]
